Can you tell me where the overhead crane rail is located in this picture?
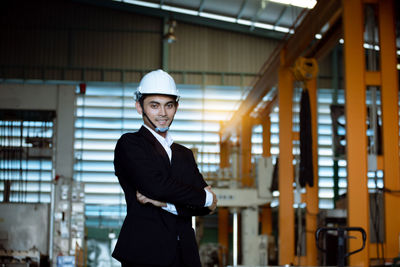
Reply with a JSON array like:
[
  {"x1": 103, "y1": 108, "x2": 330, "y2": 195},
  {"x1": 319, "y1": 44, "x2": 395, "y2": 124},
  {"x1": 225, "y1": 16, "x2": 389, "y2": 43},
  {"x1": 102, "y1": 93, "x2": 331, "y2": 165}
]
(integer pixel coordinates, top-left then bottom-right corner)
[{"x1": 220, "y1": 0, "x2": 342, "y2": 142}]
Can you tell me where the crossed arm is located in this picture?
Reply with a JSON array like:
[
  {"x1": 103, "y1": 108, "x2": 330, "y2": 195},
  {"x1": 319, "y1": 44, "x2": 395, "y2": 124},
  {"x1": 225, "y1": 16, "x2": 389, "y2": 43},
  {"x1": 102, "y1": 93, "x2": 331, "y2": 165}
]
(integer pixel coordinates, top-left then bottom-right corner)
[
  {"x1": 136, "y1": 185, "x2": 218, "y2": 214},
  {"x1": 115, "y1": 134, "x2": 218, "y2": 216}
]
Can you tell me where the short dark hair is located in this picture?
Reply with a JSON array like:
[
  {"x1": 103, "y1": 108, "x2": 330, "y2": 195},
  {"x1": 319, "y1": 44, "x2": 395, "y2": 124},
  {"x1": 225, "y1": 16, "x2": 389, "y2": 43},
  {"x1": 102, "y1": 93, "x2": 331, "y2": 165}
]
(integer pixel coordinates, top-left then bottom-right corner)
[{"x1": 138, "y1": 94, "x2": 178, "y2": 108}]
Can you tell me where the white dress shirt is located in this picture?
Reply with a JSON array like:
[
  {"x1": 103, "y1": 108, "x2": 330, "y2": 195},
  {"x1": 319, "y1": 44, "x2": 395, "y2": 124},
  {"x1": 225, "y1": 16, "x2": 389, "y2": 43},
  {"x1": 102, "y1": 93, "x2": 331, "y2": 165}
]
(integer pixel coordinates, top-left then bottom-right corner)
[{"x1": 143, "y1": 124, "x2": 213, "y2": 215}]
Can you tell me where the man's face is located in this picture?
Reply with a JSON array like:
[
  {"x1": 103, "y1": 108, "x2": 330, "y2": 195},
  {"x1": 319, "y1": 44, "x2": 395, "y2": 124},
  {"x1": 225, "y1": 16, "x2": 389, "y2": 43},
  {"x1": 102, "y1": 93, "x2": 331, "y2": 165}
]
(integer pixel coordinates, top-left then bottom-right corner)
[{"x1": 135, "y1": 95, "x2": 178, "y2": 135}]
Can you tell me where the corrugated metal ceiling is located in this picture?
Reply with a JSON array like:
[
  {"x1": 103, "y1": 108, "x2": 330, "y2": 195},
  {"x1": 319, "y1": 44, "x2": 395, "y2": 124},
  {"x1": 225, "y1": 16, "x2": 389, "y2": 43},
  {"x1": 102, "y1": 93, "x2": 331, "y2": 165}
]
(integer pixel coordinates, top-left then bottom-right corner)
[
  {"x1": 153, "y1": 0, "x2": 308, "y2": 28},
  {"x1": 101, "y1": 0, "x2": 312, "y2": 38}
]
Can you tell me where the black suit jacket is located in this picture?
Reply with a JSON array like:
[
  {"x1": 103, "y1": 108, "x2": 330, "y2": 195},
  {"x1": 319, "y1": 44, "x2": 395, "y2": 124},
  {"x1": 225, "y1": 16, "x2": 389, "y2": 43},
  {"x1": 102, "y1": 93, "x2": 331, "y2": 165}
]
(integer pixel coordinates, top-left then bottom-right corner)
[{"x1": 112, "y1": 126, "x2": 210, "y2": 266}]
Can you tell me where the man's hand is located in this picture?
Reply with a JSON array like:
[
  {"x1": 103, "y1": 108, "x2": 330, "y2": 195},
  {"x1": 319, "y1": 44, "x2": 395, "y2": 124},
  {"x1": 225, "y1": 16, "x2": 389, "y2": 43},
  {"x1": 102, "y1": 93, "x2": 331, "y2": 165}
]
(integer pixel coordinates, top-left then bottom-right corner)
[
  {"x1": 136, "y1": 191, "x2": 167, "y2": 208},
  {"x1": 204, "y1": 186, "x2": 218, "y2": 213}
]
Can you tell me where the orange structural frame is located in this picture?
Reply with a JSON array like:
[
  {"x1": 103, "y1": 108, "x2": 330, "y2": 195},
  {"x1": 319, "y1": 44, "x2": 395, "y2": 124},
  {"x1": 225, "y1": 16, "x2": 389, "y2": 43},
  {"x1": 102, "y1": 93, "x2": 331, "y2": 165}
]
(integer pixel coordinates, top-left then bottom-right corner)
[
  {"x1": 378, "y1": 0, "x2": 400, "y2": 259},
  {"x1": 241, "y1": 115, "x2": 253, "y2": 187},
  {"x1": 278, "y1": 53, "x2": 295, "y2": 265},
  {"x1": 343, "y1": 0, "x2": 370, "y2": 265},
  {"x1": 218, "y1": 207, "x2": 229, "y2": 265},
  {"x1": 262, "y1": 116, "x2": 272, "y2": 158},
  {"x1": 305, "y1": 78, "x2": 318, "y2": 266}
]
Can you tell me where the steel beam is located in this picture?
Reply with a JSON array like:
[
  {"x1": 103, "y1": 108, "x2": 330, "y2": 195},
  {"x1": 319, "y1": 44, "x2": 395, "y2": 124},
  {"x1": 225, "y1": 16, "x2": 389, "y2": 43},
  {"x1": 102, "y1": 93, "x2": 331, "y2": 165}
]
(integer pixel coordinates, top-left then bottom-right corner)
[
  {"x1": 378, "y1": 0, "x2": 400, "y2": 259},
  {"x1": 221, "y1": 54, "x2": 280, "y2": 141},
  {"x1": 241, "y1": 115, "x2": 253, "y2": 187},
  {"x1": 257, "y1": 92, "x2": 277, "y2": 122},
  {"x1": 278, "y1": 60, "x2": 295, "y2": 265},
  {"x1": 342, "y1": 0, "x2": 370, "y2": 265},
  {"x1": 218, "y1": 208, "x2": 229, "y2": 265},
  {"x1": 74, "y1": 0, "x2": 285, "y2": 40},
  {"x1": 304, "y1": 14, "x2": 342, "y2": 60},
  {"x1": 274, "y1": 6, "x2": 288, "y2": 27},
  {"x1": 261, "y1": 205, "x2": 272, "y2": 235},
  {"x1": 220, "y1": 0, "x2": 341, "y2": 142},
  {"x1": 236, "y1": 0, "x2": 249, "y2": 20},
  {"x1": 198, "y1": 0, "x2": 206, "y2": 13},
  {"x1": 284, "y1": 0, "x2": 341, "y2": 66},
  {"x1": 305, "y1": 78, "x2": 318, "y2": 266},
  {"x1": 250, "y1": 1, "x2": 269, "y2": 31},
  {"x1": 219, "y1": 142, "x2": 230, "y2": 169},
  {"x1": 261, "y1": 114, "x2": 271, "y2": 158}
]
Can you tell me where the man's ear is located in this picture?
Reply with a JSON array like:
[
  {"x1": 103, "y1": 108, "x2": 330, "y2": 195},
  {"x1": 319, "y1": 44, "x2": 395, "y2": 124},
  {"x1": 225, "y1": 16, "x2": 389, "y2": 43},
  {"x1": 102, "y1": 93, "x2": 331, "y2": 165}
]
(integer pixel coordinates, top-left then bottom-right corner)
[{"x1": 135, "y1": 101, "x2": 143, "y2": 115}]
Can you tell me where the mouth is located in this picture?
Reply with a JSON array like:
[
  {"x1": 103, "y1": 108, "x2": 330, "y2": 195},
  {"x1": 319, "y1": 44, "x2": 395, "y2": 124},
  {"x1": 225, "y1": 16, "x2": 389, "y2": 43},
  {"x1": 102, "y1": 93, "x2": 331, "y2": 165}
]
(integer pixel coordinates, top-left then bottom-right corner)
[{"x1": 156, "y1": 118, "x2": 169, "y2": 126}]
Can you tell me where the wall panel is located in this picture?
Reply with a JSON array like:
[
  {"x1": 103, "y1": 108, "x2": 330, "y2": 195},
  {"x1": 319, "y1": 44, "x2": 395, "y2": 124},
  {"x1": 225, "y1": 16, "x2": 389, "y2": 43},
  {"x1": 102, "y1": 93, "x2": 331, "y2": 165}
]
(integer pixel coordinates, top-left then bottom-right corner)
[
  {"x1": 170, "y1": 23, "x2": 280, "y2": 74},
  {"x1": 0, "y1": 29, "x2": 69, "y2": 66},
  {"x1": 0, "y1": 0, "x2": 162, "y2": 80},
  {"x1": 0, "y1": 0, "x2": 332, "y2": 88},
  {"x1": 64, "y1": 70, "x2": 82, "y2": 81},
  {"x1": 71, "y1": 31, "x2": 161, "y2": 69}
]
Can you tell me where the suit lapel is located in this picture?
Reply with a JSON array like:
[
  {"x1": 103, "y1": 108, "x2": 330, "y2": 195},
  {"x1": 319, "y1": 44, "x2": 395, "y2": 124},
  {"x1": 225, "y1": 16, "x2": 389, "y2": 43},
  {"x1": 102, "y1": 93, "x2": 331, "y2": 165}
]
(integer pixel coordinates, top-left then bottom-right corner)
[
  {"x1": 139, "y1": 126, "x2": 171, "y2": 169},
  {"x1": 170, "y1": 143, "x2": 185, "y2": 182},
  {"x1": 170, "y1": 143, "x2": 181, "y2": 167}
]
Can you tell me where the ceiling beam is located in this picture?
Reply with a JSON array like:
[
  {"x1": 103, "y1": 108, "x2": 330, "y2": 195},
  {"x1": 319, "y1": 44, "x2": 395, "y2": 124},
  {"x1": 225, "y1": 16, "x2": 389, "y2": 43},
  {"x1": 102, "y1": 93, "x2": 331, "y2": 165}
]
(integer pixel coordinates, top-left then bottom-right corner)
[
  {"x1": 256, "y1": 93, "x2": 278, "y2": 120},
  {"x1": 250, "y1": 0, "x2": 269, "y2": 31},
  {"x1": 305, "y1": 11, "x2": 342, "y2": 60},
  {"x1": 274, "y1": 5, "x2": 288, "y2": 27},
  {"x1": 254, "y1": 7, "x2": 343, "y2": 119},
  {"x1": 284, "y1": 0, "x2": 341, "y2": 66},
  {"x1": 220, "y1": 0, "x2": 342, "y2": 142},
  {"x1": 220, "y1": 53, "x2": 280, "y2": 141},
  {"x1": 198, "y1": 0, "x2": 206, "y2": 13},
  {"x1": 74, "y1": 0, "x2": 286, "y2": 40},
  {"x1": 236, "y1": 0, "x2": 249, "y2": 20}
]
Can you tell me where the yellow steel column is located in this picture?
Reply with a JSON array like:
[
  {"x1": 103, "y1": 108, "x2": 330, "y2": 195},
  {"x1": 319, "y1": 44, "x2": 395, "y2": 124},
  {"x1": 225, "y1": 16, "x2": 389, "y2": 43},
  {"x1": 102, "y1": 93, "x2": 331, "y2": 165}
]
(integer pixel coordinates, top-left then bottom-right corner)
[
  {"x1": 241, "y1": 115, "x2": 253, "y2": 187},
  {"x1": 343, "y1": 0, "x2": 370, "y2": 265},
  {"x1": 278, "y1": 52, "x2": 295, "y2": 265},
  {"x1": 219, "y1": 141, "x2": 229, "y2": 169},
  {"x1": 378, "y1": 0, "x2": 400, "y2": 258},
  {"x1": 219, "y1": 122, "x2": 230, "y2": 168},
  {"x1": 218, "y1": 208, "x2": 229, "y2": 265},
  {"x1": 262, "y1": 115, "x2": 272, "y2": 157},
  {"x1": 261, "y1": 205, "x2": 272, "y2": 235},
  {"x1": 218, "y1": 123, "x2": 230, "y2": 265},
  {"x1": 305, "y1": 78, "x2": 318, "y2": 266}
]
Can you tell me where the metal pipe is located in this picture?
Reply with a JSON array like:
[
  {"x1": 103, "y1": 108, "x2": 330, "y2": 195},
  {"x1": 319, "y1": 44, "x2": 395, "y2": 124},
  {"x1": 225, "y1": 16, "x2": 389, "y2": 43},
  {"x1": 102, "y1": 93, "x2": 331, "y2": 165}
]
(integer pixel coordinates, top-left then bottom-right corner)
[
  {"x1": 49, "y1": 119, "x2": 57, "y2": 263},
  {"x1": 233, "y1": 208, "x2": 238, "y2": 266}
]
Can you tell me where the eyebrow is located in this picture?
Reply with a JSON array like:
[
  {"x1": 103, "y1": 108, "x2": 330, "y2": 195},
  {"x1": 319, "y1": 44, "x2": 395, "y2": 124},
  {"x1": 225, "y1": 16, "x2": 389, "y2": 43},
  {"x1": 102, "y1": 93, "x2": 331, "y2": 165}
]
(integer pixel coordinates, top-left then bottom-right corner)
[{"x1": 148, "y1": 100, "x2": 175, "y2": 105}]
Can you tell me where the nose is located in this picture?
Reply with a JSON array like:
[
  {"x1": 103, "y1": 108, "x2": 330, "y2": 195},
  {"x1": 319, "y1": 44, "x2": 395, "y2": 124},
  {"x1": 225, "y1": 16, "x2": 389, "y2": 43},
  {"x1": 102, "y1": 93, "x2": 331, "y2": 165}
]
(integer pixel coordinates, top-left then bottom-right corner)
[{"x1": 159, "y1": 106, "x2": 167, "y2": 116}]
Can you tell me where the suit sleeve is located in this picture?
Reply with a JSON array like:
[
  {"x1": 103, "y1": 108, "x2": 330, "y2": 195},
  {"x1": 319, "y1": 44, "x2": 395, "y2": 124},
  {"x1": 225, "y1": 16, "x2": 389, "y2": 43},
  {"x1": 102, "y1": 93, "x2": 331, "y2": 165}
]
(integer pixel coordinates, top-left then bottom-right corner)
[
  {"x1": 114, "y1": 134, "x2": 206, "y2": 207},
  {"x1": 174, "y1": 148, "x2": 213, "y2": 217},
  {"x1": 162, "y1": 202, "x2": 211, "y2": 217}
]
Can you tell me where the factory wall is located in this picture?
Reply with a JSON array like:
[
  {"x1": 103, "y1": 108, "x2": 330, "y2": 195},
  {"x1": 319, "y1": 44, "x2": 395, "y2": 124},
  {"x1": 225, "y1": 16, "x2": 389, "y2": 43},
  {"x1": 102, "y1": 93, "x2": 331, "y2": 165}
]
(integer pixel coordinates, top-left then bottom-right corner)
[
  {"x1": 169, "y1": 22, "x2": 279, "y2": 85},
  {"x1": 0, "y1": 0, "x2": 284, "y2": 86}
]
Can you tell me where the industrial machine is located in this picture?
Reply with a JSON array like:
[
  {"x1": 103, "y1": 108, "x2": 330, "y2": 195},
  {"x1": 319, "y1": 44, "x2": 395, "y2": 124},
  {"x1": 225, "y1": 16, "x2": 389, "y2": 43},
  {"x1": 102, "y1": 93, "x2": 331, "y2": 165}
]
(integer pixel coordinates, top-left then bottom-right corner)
[
  {"x1": 208, "y1": 154, "x2": 275, "y2": 266},
  {"x1": 0, "y1": 84, "x2": 84, "y2": 267}
]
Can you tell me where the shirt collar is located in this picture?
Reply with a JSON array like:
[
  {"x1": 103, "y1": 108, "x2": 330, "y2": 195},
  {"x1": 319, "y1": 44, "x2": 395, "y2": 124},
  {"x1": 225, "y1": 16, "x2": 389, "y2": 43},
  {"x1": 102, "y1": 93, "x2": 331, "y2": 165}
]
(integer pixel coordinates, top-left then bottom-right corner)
[{"x1": 143, "y1": 124, "x2": 173, "y2": 147}]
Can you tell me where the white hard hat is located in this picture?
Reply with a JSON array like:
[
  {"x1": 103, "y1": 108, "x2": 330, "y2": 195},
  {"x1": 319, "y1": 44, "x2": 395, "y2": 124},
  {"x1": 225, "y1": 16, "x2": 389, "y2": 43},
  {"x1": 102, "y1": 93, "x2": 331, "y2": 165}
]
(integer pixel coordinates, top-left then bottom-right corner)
[{"x1": 135, "y1": 69, "x2": 179, "y2": 101}]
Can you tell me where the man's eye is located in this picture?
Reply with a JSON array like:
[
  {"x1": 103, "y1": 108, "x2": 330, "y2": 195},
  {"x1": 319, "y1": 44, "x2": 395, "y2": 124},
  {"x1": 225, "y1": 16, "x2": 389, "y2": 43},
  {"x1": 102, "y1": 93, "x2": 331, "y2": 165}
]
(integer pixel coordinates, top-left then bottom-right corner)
[
  {"x1": 167, "y1": 104, "x2": 174, "y2": 108},
  {"x1": 150, "y1": 104, "x2": 158, "y2": 108}
]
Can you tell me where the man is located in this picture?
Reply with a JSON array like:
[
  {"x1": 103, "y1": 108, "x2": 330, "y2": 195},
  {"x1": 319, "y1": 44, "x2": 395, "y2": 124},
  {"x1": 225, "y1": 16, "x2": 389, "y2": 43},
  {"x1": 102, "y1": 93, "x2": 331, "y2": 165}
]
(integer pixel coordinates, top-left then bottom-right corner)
[{"x1": 112, "y1": 69, "x2": 218, "y2": 267}]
